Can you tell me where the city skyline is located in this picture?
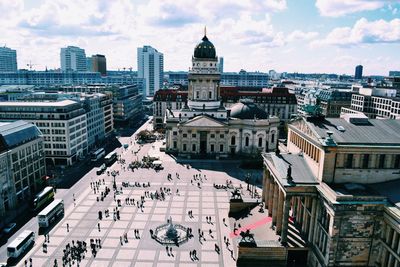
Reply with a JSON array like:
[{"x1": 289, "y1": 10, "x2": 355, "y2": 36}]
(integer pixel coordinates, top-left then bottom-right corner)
[{"x1": 0, "y1": 0, "x2": 399, "y2": 75}]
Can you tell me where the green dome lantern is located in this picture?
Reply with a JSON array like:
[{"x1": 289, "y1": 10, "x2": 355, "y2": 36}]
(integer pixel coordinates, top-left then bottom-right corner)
[{"x1": 194, "y1": 27, "x2": 216, "y2": 59}]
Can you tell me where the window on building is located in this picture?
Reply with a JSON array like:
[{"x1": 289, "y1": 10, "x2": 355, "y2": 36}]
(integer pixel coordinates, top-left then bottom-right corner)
[
  {"x1": 183, "y1": 134, "x2": 187, "y2": 138},
  {"x1": 395, "y1": 155, "x2": 400, "y2": 169},
  {"x1": 183, "y1": 144, "x2": 187, "y2": 151},
  {"x1": 196, "y1": 91, "x2": 200, "y2": 99},
  {"x1": 231, "y1": 136, "x2": 236, "y2": 145},
  {"x1": 173, "y1": 131, "x2": 177, "y2": 136},
  {"x1": 379, "y1": 154, "x2": 385, "y2": 168},
  {"x1": 258, "y1": 137, "x2": 262, "y2": 147},
  {"x1": 209, "y1": 91, "x2": 212, "y2": 98},
  {"x1": 210, "y1": 134, "x2": 215, "y2": 138},
  {"x1": 346, "y1": 154, "x2": 353, "y2": 168},
  {"x1": 220, "y1": 144, "x2": 224, "y2": 152},
  {"x1": 210, "y1": 144, "x2": 214, "y2": 152},
  {"x1": 220, "y1": 134, "x2": 224, "y2": 138},
  {"x1": 192, "y1": 134, "x2": 196, "y2": 138},
  {"x1": 173, "y1": 141, "x2": 177, "y2": 149},
  {"x1": 245, "y1": 136, "x2": 249, "y2": 147},
  {"x1": 271, "y1": 133, "x2": 275, "y2": 143},
  {"x1": 192, "y1": 144, "x2": 196, "y2": 152},
  {"x1": 362, "y1": 154, "x2": 369, "y2": 169}
]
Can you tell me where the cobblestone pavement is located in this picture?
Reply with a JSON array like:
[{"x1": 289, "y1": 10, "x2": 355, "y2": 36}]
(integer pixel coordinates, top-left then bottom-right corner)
[{"x1": 16, "y1": 121, "x2": 262, "y2": 267}]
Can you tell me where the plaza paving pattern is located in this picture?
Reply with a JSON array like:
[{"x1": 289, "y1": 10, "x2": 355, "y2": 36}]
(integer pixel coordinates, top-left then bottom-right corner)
[{"x1": 16, "y1": 133, "x2": 263, "y2": 267}]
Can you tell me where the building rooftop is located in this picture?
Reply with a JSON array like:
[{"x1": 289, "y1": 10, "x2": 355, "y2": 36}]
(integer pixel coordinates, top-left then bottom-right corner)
[
  {"x1": 0, "y1": 120, "x2": 42, "y2": 151},
  {"x1": 0, "y1": 99, "x2": 78, "y2": 107},
  {"x1": 304, "y1": 117, "x2": 400, "y2": 146},
  {"x1": 263, "y1": 153, "x2": 318, "y2": 186}
]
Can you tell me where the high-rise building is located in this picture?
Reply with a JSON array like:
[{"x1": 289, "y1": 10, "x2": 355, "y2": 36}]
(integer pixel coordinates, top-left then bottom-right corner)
[
  {"x1": 86, "y1": 57, "x2": 93, "y2": 72},
  {"x1": 218, "y1": 57, "x2": 224, "y2": 73},
  {"x1": 92, "y1": 54, "x2": 107, "y2": 76},
  {"x1": 389, "y1": 70, "x2": 400, "y2": 77},
  {"x1": 137, "y1": 46, "x2": 164, "y2": 96},
  {"x1": 0, "y1": 46, "x2": 17, "y2": 72},
  {"x1": 60, "y1": 46, "x2": 87, "y2": 72},
  {"x1": 355, "y1": 65, "x2": 363, "y2": 79}
]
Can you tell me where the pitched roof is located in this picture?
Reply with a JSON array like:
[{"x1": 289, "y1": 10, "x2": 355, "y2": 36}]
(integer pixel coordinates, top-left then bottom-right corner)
[
  {"x1": 263, "y1": 153, "x2": 318, "y2": 186},
  {"x1": 0, "y1": 120, "x2": 42, "y2": 152},
  {"x1": 305, "y1": 117, "x2": 400, "y2": 146}
]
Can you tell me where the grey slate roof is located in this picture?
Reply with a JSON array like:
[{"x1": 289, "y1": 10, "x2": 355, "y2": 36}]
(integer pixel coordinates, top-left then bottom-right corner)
[
  {"x1": 306, "y1": 118, "x2": 400, "y2": 146},
  {"x1": 264, "y1": 153, "x2": 318, "y2": 186},
  {"x1": 0, "y1": 120, "x2": 42, "y2": 151}
]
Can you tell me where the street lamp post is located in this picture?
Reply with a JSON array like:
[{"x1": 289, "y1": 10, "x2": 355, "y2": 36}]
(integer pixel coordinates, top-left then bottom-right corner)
[
  {"x1": 245, "y1": 173, "x2": 250, "y2": 191},
  {"x1": 111, "y1": 170, "x2": 117, "y2": 190}
]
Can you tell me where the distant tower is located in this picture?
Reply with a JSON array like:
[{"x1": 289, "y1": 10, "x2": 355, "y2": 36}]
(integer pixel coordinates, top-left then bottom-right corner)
[
  {"x1": 0, "y1": 46, "x2": 17, "y2": 71},
  {"x1": 92, "y1": 54, "x2": 107, "y2": 76},
  {"x1": 218, "y1": 57, "x2": 224, "y2": 73},
  {"x1": 60, "y1": 46, "x2": 87, "y2": 72},
  {"x1": 187, "y1": 29, "x2": 221, "y2": 110},
  {"x1": 137, "y1": 46, "x2": 164, "y2": 97},
  {"x1": 355, "y1": 65, "x2": 363, "y2": 80}
]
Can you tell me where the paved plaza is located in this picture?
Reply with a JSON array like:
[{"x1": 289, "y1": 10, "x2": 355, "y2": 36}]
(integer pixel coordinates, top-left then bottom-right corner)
[{"x1": 13, "y1": 122, "x2": 263, "y2": 267}]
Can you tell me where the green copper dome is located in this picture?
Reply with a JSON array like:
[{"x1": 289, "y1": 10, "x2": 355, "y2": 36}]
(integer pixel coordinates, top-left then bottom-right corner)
[{"x1": 194, "y1": 35, "x2": 216, "y2": 59}]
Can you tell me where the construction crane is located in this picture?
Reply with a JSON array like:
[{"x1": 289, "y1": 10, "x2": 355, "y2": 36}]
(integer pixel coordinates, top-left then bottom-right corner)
[{"x1": 26, "y1": 61, "x2": 38, "y2": 70}]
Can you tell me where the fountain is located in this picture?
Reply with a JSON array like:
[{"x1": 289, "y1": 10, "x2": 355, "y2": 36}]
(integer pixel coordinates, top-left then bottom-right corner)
[{"x1": 152, "y1": 217, "x2": 190, "y2": 246}]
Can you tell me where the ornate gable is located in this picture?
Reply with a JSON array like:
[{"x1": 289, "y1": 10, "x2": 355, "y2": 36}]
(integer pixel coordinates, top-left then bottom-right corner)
[{"x1": 181, "y1": 115, "x2": 226, "y2": 128}]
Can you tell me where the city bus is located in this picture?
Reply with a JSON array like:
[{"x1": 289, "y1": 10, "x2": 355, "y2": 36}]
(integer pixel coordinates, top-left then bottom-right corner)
[
  {"x1": 38, "y1": 199, "x2": 64, "y2": 228},
  {"x1": 91, "y1": 148, "x2": 105, "y2": 162},
  {"x1": 32, "y1": 186, "x2": 55, "y2": 212},
  {"x1": 7, "y1": 230, "x2": 35, "y2": 259},
  {"x1": 104, "y1": 151, "x2": 117, "y2": 166}
]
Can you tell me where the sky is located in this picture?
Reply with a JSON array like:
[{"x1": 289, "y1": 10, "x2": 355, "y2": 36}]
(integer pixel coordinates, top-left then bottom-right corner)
[{"x1": 1, "y1": 0, "x2": 399, "y2": 75}]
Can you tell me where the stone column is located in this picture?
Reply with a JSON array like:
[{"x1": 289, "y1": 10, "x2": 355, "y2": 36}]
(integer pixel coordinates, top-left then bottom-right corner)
[
  {"x1": 276, "y1": 189, "x2": 284, "y2": 234},
  {"x1": 296, "y1": 197, "x2": 302, "y2": 225},
  {"x1": 268, "y1": 181, "x2": 274, "y2": 217},
  {"x1": 308, "y1": 197, "x2": 317, "y2": 243},
  {"x1": 291, "y1": 196, "x2": 297, "y2": 220},
  {"x1": 395, "y1": 237, "x2": 400, "y2": 267},
  {"x1": 272, "y1": 184, "x2": 279, "y2": 225},
  {"x1": 312, "y1": 204, "x2": 321, "y2": 245},
  {"x1": 263, "y1": 172, "x2": 270, "y2": 208},
  {"x1": 281, "y1": 195, "x2": 292, "y2": 244},
  {"x1": 301, "y1": 197, "x2": 308, "y2": 234}
]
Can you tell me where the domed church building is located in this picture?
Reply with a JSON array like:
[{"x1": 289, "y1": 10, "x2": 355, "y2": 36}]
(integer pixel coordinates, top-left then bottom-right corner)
[{"x1": 165, "y1": 31, "x2": 279, "y2": 158}]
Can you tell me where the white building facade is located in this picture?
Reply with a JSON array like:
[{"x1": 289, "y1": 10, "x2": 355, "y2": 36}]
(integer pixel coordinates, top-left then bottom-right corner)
[
  {"x1": 0, "y1": 47, "x2": 17, "y2": 72},
  {"x1": 0, "y1": 100, "x2": 88, "y2": 165},
  {"x1": 60, "y1": 46, "x2": 87, "y2": 72},
  {"x1": 165, "y1": 33, "x2": 279, "y2": 158},
  {"x1": 0, "y1": 121, "x2": 46, "y2": 225},
  {"x1": 137, "y1": 46, "x2": 164, "y2": 96}
]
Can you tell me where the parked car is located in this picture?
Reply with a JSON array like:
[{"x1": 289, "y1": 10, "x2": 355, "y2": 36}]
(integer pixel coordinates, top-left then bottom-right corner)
[{"x1": 2, "y1": 223, "x2": 16, "y2": 235}]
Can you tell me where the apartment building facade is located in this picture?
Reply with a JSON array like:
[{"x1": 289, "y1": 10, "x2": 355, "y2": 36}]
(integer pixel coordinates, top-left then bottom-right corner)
[
  {"x1": 0, "y1": 100, "x2": 87, "y2": 165},
  {"x1": 0, "y1": 121, "x2": 46, "y2": 225}
]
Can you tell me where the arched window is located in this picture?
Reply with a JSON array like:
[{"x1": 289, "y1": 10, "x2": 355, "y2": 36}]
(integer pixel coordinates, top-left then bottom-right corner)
[
  {"x1": 245, "y1": 136, "x2": 249, "y2": 147},
  {"x1": 231, "y1": 136, "x2": 236, "y2": 145},
  {"x1": 258, "y1": 137, "x2": 262, "y2": 147}
]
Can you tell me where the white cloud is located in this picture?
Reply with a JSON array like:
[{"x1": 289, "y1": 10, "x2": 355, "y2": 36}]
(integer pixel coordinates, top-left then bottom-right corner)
[
  {"x1": 311, "y1": 18, "x2": 400, "y2": 47},
  {"x1": 286, "y1": 30, "x2": 319, "y2": 42},
  {"x1": 315, "y1": 0, "x2": 396, "y2": 17}
]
